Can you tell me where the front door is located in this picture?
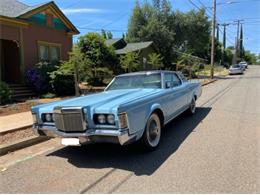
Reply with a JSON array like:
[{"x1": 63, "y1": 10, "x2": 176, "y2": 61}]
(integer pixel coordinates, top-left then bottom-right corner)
[{"x1": 0, "y1": 39, "x2": 21, "y2": 83}]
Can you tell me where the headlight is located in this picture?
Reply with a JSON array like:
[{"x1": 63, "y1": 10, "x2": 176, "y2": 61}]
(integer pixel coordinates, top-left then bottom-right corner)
[
  {"x1": 32, "y1": 113, "x2": 37, "y2": 123},
  {"x1": 45, "y1": 113, "x2": 52, "y2": 122},
  {"x1": 97, "y1": 114, "x2": 106, "y2": 124},
  {"x1": 118, "y1": 112, "x2": 128, "y2": 129},
  {"x1": 107, "y1": 114, "x2": 115, "y2": 125}
]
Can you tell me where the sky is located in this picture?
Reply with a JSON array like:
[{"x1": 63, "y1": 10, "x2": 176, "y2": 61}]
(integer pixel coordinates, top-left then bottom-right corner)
[{"x1": 20, "y1": 0, "x2": 260, "y2": 55}]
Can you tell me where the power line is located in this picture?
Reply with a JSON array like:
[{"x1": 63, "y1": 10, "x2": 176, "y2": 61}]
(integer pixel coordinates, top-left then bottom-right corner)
[
  {"x1": 186, "y1": 0, "x2": 234, "y2": 46},
  {"x1": 101, "y1": 12, "x2": 129, "y2": 28},
  {"x1": 219, "y1": 17, "x2": 260, "y2": 22},
  {"x1": 76, "y1": 26, "x2": 127, "y2": 32}
]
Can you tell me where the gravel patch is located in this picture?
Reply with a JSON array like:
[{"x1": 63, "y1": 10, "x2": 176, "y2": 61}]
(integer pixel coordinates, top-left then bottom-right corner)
[{"x1": 0, "y1": 128, "x2": 35, "y2": 146}]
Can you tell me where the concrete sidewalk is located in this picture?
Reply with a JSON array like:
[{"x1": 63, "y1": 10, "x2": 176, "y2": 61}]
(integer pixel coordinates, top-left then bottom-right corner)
[{"x1": 0, "y1": 112, "x2": 32, "y2": 133}]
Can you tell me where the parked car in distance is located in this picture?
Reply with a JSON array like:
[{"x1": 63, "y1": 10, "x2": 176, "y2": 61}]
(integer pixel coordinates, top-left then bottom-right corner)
[
  {"x1": 31, "y1": 71, "x2": 202, "y2": 150},
  {"x1": 239, "y1": 61, "x2": 248, "y2": 69},
  {"x1": 229, "y1": 64, "x2": 244, "y2": 75}
]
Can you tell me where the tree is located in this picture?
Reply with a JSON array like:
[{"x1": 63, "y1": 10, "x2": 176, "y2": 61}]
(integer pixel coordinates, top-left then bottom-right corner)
[
  {"x1": 244, "y1": 51, "x2": 257, "y2": 65},
  {"x1": 107, "y1": 31, "x2": 113, "y2": 39},
  {"x1": 127, "y1": 0, "x2": 211, "y2": 68},
  {"x1": 239, "y1": 25, "x2": 245, "y2": 60},
  {"x1": 101, "y1": 30, "x2": 113, "y2": 40},
  {"x1": 127, "y1": 0, "x2": 175, "y2": 66},
  {"x1": 147, "y1": 53, "x2": 163, "y2": 69},
  {"x1": 55, "y1": 33, "x2": 118, "y2": 87},
  {"x1": 101, "y1": 29, "x2": 107, "y2": 39},
  {"x1": 120, "y1": 52, "x2": 139, "y2": 72}
]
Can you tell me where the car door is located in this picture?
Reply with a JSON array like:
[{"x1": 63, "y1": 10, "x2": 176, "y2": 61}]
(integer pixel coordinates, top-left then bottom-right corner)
[
  {"x1": 171, "y1": 73, "x2": 188, "y2": 112},
  {"x1": 163, "y1": 73, "x2": 187, "y2": 120}
]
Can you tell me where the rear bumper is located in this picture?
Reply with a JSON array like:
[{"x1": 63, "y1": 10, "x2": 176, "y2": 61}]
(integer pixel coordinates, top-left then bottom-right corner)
[
  {"x1": 229, "y1": 70, "x2": 243, "y2": 74},
  {"x1": 33, "y1": 125, "x2": 136, "y2": 145}
]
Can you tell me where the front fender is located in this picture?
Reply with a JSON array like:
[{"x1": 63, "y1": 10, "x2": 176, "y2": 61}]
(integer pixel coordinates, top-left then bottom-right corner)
[
  {"x1": 124, "y1": 102, "x2": 164, "y2": 138},
  {"x1": 136, "y1": 103, "x2": 164, "y2": 140}
]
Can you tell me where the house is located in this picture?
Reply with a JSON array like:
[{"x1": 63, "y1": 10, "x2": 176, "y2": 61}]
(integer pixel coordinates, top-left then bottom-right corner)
[
  {"x1": 0, "y1": 0, "x2": 79, "y2": 84},
  {"x1": 105, "y1": 38, "x2": 157, "y2": 70}
]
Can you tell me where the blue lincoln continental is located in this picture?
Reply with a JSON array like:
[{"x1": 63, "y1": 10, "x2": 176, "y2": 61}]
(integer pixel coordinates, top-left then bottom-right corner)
[{"x1": 31, "y1": 71, "x2": 202, "y2": 150}]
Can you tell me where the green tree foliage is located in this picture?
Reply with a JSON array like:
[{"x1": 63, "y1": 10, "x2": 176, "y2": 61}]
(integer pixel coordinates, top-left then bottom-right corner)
[
  {"x1": 223, "y1": 47, "x2": 234, "y2": 67},
  {"x1": 101, "y1": 29, "x2": 107, "y2": 39},
  {"x1": 77, "y1": 33, "x2": 118, "y2": 85},
  {"x1": 101, "y1": 29, "x2": 113, "y2": 39},
  {"x1": 107, "y1": 31, "x2": 113, "y2": 39},
  {"x1": 127, "y1": 0, "x2": 211, "y2": 67},
  {"x1": 0, "y1": 81, "x2": 12, "y2": 105},
  {"x1": 244, "y1": 51, "x2": 257, "y2": 65},
  {"x1": 239, "y1": 25, "x2": 245, "y2": 60},
  {"x1": 120, "y1": 52, "x2": 139, "y2": 72},
  {"x1": 53, "y1": 33, "x2": 118, "y2": 87},
  {"x1": 147, "y1": 53, "x2": 163, "y2": 69}
]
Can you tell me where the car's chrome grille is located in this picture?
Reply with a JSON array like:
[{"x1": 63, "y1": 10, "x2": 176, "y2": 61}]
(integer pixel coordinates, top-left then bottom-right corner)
[{"x1": 53, "y1": 107, "x2": 87, "y2": 132}]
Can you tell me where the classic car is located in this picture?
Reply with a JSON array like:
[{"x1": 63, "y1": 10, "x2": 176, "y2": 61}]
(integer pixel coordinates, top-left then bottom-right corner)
[{"x1": 31, "y1": 71, "x2": 202, "y2": 150}]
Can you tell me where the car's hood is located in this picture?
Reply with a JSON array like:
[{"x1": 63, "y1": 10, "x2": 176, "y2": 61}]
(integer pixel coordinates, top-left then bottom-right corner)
[{"x1": 32, "y1": 88, "x2": 162, "y2": 114}]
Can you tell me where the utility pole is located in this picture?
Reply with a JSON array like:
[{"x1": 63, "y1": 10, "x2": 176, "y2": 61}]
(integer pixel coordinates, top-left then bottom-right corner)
[
  {"x1": 210, "y1": 0, "x2": 216, "y2": 79},
  {"x1": 234, "y1": 19, "x2": 243, "y2": 64}
]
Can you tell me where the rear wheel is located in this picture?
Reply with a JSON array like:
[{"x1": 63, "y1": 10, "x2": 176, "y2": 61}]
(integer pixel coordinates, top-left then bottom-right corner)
[
  {"x1": 187, "y1": 96, "x2": 196, "y2": 115},
  {"x1": 140, "y1": 113, "x2": 161, "y2": 151}
]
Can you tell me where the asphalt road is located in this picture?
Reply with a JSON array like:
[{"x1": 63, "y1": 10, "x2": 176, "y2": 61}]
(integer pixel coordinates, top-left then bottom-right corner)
[{"x1": 1, "y1": 66, "x2": 259, "y2": 193}]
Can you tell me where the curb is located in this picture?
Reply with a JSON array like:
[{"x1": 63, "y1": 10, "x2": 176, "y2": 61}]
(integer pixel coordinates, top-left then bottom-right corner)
[
  {"x1": 202, "y1": 79, "x2": 217, "y2": 86},
  {"x1": 0, "y1": 136, "x2": 50, "y2": 156},
  {"x1": 0, "y1": 125, "x2": 32, "y2": 136}
]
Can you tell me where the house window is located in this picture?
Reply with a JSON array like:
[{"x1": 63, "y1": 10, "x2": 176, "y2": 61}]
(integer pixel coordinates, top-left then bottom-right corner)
[
  {"x1": 39, "y1": 45, "x2": 49, "y2": 61},
  {"x1": 38, "y1": 42, "x2": 60, "y2": 62}
]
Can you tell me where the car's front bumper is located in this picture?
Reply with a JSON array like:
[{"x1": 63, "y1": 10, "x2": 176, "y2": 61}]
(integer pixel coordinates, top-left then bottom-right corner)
[{"x1": 33, "y1": 125, "x2": 136, "y2": 145}]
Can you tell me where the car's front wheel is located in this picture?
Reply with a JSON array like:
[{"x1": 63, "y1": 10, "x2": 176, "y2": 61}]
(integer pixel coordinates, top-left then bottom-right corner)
[{"x1": 140, "y1": 113, "x2": 161, "y2": 151}]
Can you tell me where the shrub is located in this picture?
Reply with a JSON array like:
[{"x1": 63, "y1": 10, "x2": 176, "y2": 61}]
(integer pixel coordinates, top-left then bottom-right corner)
[
  {"x1": 25, "y1": 61, "x2": 56, "y2": 94},
  {"x1": 0, "y1": 81, "x2": 12, "y2": 105},
  {"x1": 41, "y1": 92, "x2": 56, "y2": 99},
  {"x1": 51, "y1": 74, "x2": 75, "y2": 96}
]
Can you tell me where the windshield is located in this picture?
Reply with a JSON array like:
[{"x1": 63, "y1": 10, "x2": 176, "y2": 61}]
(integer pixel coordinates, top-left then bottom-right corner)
[
  {"x1": 231, "y1": 65, "x2": 241, "y2": 68},
  {"x1": 106, "y1": 73, "x2": 162, "y2": 90}
]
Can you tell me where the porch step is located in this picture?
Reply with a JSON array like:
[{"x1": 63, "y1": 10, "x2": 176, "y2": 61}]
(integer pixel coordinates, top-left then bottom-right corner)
[{"x1": 7, "y1": 84, "x2": 37, "y2": 101}]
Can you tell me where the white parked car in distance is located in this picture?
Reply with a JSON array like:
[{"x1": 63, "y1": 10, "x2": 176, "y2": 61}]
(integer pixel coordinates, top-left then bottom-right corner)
[
  {"x1": 239, "y1": 61, "x2": 248, "y2": 69},
  {"x1": 229, "y1": 64, "x2": 244, "y2": 75}
]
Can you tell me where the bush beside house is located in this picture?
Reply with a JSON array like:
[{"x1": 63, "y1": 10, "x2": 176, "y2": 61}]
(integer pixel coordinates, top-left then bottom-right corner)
[{"x1": 0, "y1": 81, "x2": 12, "y2": 105}]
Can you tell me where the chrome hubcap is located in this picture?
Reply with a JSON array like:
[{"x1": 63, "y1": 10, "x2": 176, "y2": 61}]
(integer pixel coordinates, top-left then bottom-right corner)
[
  {"x1": 147, "y1": 117, "x2": 161, "y2": 147},
  {"x1": 190, "y1": 99, "x2": 196, "y2": 113}
]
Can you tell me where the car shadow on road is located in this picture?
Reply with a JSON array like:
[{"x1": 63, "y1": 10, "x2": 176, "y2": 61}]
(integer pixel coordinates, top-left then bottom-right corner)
[{"x1": 47, "y1": 107, "x2": 211, "y2": 176}]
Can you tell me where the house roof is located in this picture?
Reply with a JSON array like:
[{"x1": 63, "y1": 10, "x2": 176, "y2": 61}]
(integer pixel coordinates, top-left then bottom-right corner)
[
  {"x1": 0, "y1": 0, "x2": 46, "y2": 17},
  {"x1": 115, "y1": 41, "x2": 154, "y2": 54},
  {"x1": 105, "y1": 38, "x2": 123, "y2": 46},
  {"x1": 0, "y1": 0, "x2": 79, "y2": 34}
]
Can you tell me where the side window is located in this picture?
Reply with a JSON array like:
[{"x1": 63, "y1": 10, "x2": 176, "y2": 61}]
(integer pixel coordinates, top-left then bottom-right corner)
[
  {"x1": 165, "y1": 73, "x2": 182, "y2": 88},
  {"x1": 177, "y1": 72, "x2": 187, "y2": 82},
  {"x1": 172, "y1": 73, "x2": 182, "y2": 87},
  {"x1": 165, "y1": 73, "x2": 172, "y2": 83}
]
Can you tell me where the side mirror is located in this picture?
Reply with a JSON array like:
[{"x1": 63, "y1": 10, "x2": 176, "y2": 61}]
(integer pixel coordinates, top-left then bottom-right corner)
[{"x1": 165, "y1": 81, "x2": 173, "y2": 88}]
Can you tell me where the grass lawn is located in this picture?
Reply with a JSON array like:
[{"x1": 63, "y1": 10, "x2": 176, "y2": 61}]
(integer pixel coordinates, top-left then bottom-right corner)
[{"x1": 197, "y1": 65, "x2": 229, "y2": 77}]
